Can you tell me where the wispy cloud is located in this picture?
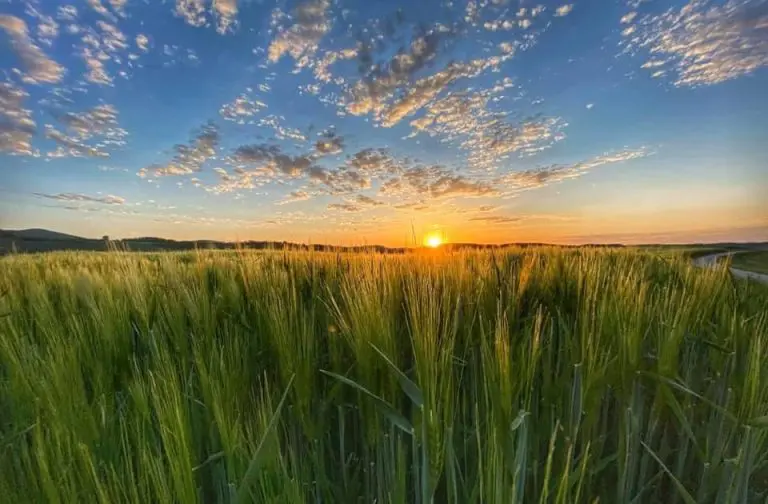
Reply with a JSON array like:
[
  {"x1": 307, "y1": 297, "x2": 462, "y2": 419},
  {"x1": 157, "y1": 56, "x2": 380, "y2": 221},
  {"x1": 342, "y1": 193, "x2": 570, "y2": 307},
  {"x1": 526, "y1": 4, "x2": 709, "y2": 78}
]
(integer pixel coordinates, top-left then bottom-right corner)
[
  {"x1": 0, "y1": 81, "x2": 37, "y2": 156},
  {"x1": 140, "y1": 122, "x2": 218, "y2": 177},
  {"x1": 623, "y1": 0, "x2": 768, "y2": 86},
  {"x1": 231, "y1": 144, "x2": 314, "y2": 177},
  {"x1": 501, "y1": 148, "x2": 650, "y2": 190},
  {"x1": 555, "y1": 5, "x2": 574, "y2": 17},
  {"x1": 46, "y1": 103, "x2": 127, "y2": 158},
  {"x1": 0, "y1": 15, "x2": 65, "y2": 84},
  {"x1": 34, "y1": 192, "x2": 125, "y2": 205},
  {"x1": 278, "y1": 190, "x2": 312, "y2": 204},
  {"x1": 219, "y1": 93, "x2": 267, "y2": 123},
  {"x1": 268, "y1": 0, "x2": 331, "y2": 66}
]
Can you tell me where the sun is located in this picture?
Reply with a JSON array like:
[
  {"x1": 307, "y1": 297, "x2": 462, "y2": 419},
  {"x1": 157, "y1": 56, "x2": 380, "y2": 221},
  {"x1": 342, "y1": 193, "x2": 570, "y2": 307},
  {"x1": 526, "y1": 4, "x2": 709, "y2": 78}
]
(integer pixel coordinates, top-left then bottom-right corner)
[{"x1": 425, "y1": 234, "x2": 443, "y2": 248}]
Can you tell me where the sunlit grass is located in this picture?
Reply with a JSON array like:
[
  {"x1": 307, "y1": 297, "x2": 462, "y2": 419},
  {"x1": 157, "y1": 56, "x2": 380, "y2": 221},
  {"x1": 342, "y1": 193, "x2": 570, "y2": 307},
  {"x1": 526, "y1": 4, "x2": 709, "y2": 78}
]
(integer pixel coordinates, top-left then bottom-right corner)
[{"x1": 0, "y1": 247, "x2": 767, "y2": 503}]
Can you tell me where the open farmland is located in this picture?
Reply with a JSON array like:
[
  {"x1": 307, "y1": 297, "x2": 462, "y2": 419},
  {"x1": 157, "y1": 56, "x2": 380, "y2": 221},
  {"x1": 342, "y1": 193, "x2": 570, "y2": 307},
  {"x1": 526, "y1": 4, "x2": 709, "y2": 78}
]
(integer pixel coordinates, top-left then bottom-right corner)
[{"x1": 1, "y1": 248, "x2": 767, "y2": 503}]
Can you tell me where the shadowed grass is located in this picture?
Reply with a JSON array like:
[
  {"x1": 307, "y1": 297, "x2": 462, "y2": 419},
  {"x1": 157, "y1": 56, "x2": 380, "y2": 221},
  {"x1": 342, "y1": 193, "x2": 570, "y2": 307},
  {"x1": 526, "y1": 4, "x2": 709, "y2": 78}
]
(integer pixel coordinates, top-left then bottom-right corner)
[{"x1": 0, "y1": 247, "x2": 766, "y2": 503}]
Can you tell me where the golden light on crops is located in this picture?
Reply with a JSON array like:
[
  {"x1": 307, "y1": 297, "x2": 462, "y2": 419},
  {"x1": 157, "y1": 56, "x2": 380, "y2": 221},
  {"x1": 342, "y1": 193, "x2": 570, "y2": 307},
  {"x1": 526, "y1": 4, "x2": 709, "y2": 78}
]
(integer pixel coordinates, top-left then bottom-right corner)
[{"x1": 425, "y1": 233, "x2": 443, "y2": 248}]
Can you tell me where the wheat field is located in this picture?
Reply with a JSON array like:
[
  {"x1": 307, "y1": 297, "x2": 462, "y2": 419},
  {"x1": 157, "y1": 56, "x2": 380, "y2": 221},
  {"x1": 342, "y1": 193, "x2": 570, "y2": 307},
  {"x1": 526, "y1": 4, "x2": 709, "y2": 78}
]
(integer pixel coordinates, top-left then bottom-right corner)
[{"x1": 0, "y1": 248, "x2": 766, "y2": 503}]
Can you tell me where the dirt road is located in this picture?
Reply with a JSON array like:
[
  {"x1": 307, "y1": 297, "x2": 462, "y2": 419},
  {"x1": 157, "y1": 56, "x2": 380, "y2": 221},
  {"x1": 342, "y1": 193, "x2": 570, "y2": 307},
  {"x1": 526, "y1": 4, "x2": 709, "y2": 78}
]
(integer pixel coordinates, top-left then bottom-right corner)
[{"x1": 693, "y1": 251, "x2": 768, "y2": 284}]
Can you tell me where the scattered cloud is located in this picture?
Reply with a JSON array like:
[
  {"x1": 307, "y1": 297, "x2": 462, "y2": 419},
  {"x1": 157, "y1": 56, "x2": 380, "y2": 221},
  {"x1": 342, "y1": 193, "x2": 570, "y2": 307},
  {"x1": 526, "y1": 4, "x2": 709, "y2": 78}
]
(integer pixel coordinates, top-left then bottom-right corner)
[
  {"x1": 45, "y1": 103, "x2": 127, "y2": 158},
  {"x1": 34, "y1": 192, "x2": 125, "y2": 205},
  {"x1": 278, "y1": 190, "x2": 312, "y2": 204},
  {"x1": 328, "y1": 202, "x2": 361, "y2": 212},
  {"x1": 141, "y1": 122, "x2": 218, "y2": 177},
  {"x1": 268, "y1": 0, "x2": 331, "y2": 67},
  {"x1": 555, "y1": 5, "x2": 574, "y2": 17},
  {"x1": 469, "y1": 215, "x2": 522, "y2": 223},
  {"x1": 623, "y1": 0, "x2": 768, "y2": 86},
  {"x1": 212, "y1": 0, "x2": 239, "y2": 34},
  {"x1": 175, "y1": 0, "x2": 207, "y2": 28},
  {"x1": 501, "y1": 148, "x2": 650, "y2": 190},
  {"x1": 586, "y1": 103, "x2": 594, "y2": 109},
  {"x1": 0, "y1": 81, "x2": 37, "y2": 156},
  {"x1": 219, "y1": 93, "x2": 267, "y2": 123},
  {"x1": 315, "y1": 131, "x2": 344, "y2": 155},
  {"x1": 346, "y1": 148, "x2": 403, "y2": 176},
  {"x1": 0, "y1": 15, "x2": 65, "y2": 84},
  {"x1": 309, "y1": 166, "x2": 371, "y2": 193},
  {"x1": 57, "y1": 5, "x2": 78, "y2": 22},
  {"x1": 231, "y1": 144, "x2": 314, "y2": 177},
  {"x1": 136, "y1": 33, "x2": 149, "y2": 52},
  {"x1": 381, "y1": 164, "x2": 498, "y2": 201}
]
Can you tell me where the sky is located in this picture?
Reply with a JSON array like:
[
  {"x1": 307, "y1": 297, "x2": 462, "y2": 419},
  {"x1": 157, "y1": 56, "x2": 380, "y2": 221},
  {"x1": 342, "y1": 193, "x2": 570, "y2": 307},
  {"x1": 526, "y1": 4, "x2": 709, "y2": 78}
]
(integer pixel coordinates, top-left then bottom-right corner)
[{"x1": 1, "y1": 0, "x2": 767, "y2": 246}]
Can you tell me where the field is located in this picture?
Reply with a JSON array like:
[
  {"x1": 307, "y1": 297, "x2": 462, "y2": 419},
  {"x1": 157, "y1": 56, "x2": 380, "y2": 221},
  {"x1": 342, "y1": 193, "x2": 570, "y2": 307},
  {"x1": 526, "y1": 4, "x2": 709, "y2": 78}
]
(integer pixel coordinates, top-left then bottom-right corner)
[
  {"x1": 731, "y1": 251, "x2": 768, "y2": 275},
  {"x1": 1, "y1": 248, "x2": 767, "y2": 503}
]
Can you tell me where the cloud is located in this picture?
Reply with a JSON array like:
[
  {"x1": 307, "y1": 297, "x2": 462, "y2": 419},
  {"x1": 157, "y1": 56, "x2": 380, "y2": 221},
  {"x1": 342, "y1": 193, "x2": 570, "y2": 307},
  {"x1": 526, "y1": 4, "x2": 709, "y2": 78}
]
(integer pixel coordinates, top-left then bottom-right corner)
[
  {"x1": 0, "y1": 81, "x2": 37, "y2": 156},
  {"x1": 136, "y1": 33, "x2": 149, "y2": 51},
  {"x1": 45, "y1": 103, "x2": 127, "y2": 158},
  {"x1": 501, "y1": 148, "x2": 650, "y2": 190},
  {"x1": 328, "y1": 202, "x2": 361, "y2": 212},
  {"x1": 45, "y1": 126, "x2": 110, "y2": 157},
  {"x1": 624, "y1": 0, "x2": 768, "y2": 86},
  {"x1": 381, "y1": 164, "x2": 498, "y2": 200},
  {"x1": 0, "y1": 15, "x2": 65, "y2": 84},
  {"x1": 142, "y1": 122, "x2": 219, "y2": 177},
  {"x1": 257, "y1": 115, "x2": 306, "y2": 141},
  {"x1": 355, "y1": 194, "x2": 384, "y2": 207},
  {"x1": 309, "y1": 167, "x2": 371, "y2": 193},
  {"x1": 231, "y1": 144, "x2": 314, "y2": 177},
  {"x1": 406, "y1": 78, "x2": 565, "y2": 170},
  {"x1": 469, "y1": 215, "x2": 523, "y2": 223},
  {"x1": 278, "y1": 190, "x2": 312, "y2": 204},
  {"x1": 219, "y1": 94, "x2": 267, "y2": 123},
  {"x1": 346, "y1": 148, "x2": 403, "y2": 176},
  {"x1": 315, "y1": 132, "x2": 344, "y2": 155},
  {"x1": 327, "y1": 195, "x2": 383, "y2": 213},
  {"x1": 57, "y1": 5, "x2": 78, "y2": 21},
  {"x1": 87, "y1": 0, "x2": 118, "y2": 20},
  {"x1": 268, "y1": 0, "x2": 331, "y2": 66},
  {"x1": 554, "y1": 5, "x2": 574, "y2": 17},
  {"x1": 212, "y1": 0, "x2": 238, "y2": 34},
  {"x1": 175, "y1": 0, "x2": 207, "y2": 27},
  {"x1": 34, "y1": 192, "x2": 125, "y2": 205}
]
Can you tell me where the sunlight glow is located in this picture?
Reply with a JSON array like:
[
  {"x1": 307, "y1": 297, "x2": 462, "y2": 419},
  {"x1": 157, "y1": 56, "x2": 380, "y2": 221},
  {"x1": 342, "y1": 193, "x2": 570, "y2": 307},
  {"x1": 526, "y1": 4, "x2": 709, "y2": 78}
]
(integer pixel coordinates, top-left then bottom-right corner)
[{"x1": 425, "y1": 234, "x2": 443, "y2": 248}]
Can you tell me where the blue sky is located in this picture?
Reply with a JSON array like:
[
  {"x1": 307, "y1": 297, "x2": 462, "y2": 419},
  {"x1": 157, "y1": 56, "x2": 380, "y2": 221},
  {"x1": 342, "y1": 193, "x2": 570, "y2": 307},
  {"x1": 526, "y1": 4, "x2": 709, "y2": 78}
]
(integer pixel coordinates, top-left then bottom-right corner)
[{"x1": 1, "y1": 0, "x2": 766, "y2": 245}]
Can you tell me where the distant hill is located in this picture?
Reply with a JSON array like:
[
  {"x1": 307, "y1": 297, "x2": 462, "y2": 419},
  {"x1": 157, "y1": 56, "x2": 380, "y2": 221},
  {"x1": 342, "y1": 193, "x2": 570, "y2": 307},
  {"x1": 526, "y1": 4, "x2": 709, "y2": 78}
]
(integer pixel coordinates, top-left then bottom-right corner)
[
  {"x1": 1, "y1": 228, "x2": 766, "y2": 256},
  {"x1": 2, "y1": 228, "x2": 87, "y2": 241}
]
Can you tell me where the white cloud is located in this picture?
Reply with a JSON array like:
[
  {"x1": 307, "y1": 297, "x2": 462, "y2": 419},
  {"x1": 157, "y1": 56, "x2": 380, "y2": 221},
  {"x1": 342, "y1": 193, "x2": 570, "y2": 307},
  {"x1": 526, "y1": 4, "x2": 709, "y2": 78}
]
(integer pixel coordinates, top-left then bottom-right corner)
[
  {"x1": 554, "y1": 5, "x2": 574, "y2": 17},
  {"x1": 175, "y1": 0, "x2": 207, "y2": 28},
  {"x1": 219, "y1": 94, "x2": 267, "y2": 123},
  {"x1": 57, "y1": 5, "x2": 78, "y2": 21},
  {"x1": 213, "y1": 0, "x2": 239, "y2": 34},
  {"x1": 624, "y1": 0, "x2": 768, "y2": 86},
  {"x1": 44, "y1": 103, "x2": 127, "y2": 158},
  {"x1": 143, "y1": 122, "x2": 219, "y2": 176},
  {"x1": 268, "y1": 0, "x2": 331, "y2": 66},
  {"x1": 315, "y1": 132, "x2": 344, "y2": 155},
  {"x1": 0, "y1": 15, "x2": 65, "y2": 84},
  {"x1": 34, "y1": 192, "x2": 125, "y2": 205},
  {"x1": 278, "y1": 190, "x2": 312, "y2": 204},
  {"x1": 500, "y1": 148, "x2": 650, "y2": 190},
  {"x1": 136, "y1": 33, "x2": 149, "y2": 52},
  {"x1": 0, "y1": 81, "x2": 37, "y2": 156},
  {"x1": 231, "y1": 144, "x2": 314, "y2": 177}
]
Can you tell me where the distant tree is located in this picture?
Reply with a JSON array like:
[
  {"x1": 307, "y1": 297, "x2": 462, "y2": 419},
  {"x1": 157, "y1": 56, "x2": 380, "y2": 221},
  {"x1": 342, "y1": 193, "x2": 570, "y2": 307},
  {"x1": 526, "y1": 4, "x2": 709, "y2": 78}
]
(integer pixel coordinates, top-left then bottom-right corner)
[{"x1": 102, "y1": 235, "x2": 109, "y2": 241}]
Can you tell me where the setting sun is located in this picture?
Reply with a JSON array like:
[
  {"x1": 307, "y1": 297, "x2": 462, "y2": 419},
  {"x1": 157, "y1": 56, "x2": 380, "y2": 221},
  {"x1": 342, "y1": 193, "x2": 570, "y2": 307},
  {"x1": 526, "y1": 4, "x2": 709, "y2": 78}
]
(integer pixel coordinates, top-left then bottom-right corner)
[{"x1": 425, "y1": 234, "x2": 443, "y2": 248}]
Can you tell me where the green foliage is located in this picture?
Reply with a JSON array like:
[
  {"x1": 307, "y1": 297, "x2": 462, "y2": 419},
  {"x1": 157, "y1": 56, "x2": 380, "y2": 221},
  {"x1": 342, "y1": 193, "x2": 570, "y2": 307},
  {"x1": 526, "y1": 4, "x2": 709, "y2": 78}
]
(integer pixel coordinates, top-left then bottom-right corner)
[{"x1": 0, "y1": 248, "x2": 766, "y2": 503}]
